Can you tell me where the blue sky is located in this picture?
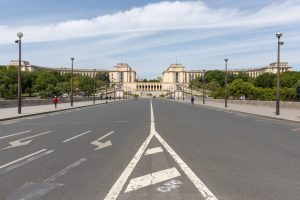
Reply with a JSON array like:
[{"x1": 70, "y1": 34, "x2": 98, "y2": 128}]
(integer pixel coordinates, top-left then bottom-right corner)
[{"x1": 0, "y1": 0, "x2": 299, "y2": 78}]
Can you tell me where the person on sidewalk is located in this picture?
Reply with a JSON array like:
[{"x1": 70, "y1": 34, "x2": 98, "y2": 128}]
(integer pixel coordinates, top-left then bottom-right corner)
[
  {"x1": 53, "y1": 96, "x2": 59, "y2": 109},
  {"x1": 191, "y1": 95, "x2": 194, "y2": 104}
]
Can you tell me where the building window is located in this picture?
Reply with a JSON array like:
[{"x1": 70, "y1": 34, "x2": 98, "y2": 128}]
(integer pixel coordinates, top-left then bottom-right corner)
[
  {"x1": 120, "y1": 72, "x2": 124, "y2": 83},
  {"x1": 175, "y1": 72, "x2": 179, "y2": 83}
]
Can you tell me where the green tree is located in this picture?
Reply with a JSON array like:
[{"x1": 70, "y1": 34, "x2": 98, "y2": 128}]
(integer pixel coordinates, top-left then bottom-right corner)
[
  {"x1": 22, "y1": 71, "x2": 37, "y2": 97},
  {"x1": 96, "y1": 72, "x2": 109, "y2": 84},
  {"x1": 254, "y1": 73, "x2": 276, "y2": 88},
  {"x1": 206, "y1": 80, "x2": 220, "y2": 92},
  {"x1": 33, "y1": 71, "x2": 58, "y2": 97},
  {"x1": 79, "y1": 76, "x2": 94, "y2": 97},
  {"x1": 189, "y1": 77, "x2": 201, "y2": 89},
  {"x1": 228, "y1": 79, "x2": 256, "y2": 99},
  {"x1": 280, "y1": 71, "x2": 300, "y2": 88},
  {"x1": 205, "y1": 70, "x2": 225, "y2": 87},
  {"x1": 0, "y1": 66, "x2": 18, "y2": 99}
]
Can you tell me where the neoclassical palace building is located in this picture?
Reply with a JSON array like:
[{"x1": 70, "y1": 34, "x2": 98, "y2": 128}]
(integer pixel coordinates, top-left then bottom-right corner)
[{"x1": 10, "y1": 60, "x2": 293, "y2": 95}]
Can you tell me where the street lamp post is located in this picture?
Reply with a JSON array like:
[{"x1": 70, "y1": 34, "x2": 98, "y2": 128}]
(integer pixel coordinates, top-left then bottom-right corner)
[
  {"x1": 183, "y1": 85, "x2": 185, "y2": 102},
  {"x1": 114, "y1": 86, "x2": 116, "y2": 101},
  {"x1": 93, "y1": 69, "x2": 96, "y2": 104},
  {"x1": 276, "y1": 32, "x2": 284, "y2": 115},
  {"x1": 224, "y1": 58, "x2": 228, "y2": 108},
  {"x1": 70, "y1": 57, "x2": 74, "y2": 107},
  {"x1": 15, "y1": 32, "x2": 23, "y2": 114},
  {"x1": 176, "y1": 82, "x2": 179, "y2": 101},
  {"x1": 202, "y1": 69, "x2": 205, "y2": 104}
]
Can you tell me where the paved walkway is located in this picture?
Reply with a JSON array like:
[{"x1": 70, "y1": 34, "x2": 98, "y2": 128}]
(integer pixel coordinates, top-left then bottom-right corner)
[
  {"x1": 0, "y1": 99, "x2": 119, "y2": 121},
  {"x1": 176, "y1": 97, "x2": 300, "y2": 123},
  {"x1": 2, "y1": 97, "x2": 299, "y2": 123}
]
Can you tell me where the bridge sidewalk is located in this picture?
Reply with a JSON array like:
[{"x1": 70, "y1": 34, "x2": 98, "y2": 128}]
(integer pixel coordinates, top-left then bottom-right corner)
[
  {"x1": 0, "y1": 99, "x2": 119, "y2": 121},
  {"x1": 177, "y1": 98, "x2": 300, "y2": 123}
]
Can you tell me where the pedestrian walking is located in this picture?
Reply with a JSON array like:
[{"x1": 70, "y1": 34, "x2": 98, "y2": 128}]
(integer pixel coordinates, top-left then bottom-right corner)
[
  {"x1": 53, "y1": 96, "x2": 59, "y2": 109},
  {"x1": 191, "y1": 95, "x2": 194, "y2": 104}
]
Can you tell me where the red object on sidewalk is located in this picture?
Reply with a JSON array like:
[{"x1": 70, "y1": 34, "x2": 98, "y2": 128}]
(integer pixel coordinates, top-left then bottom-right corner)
[
  {"x1": 53, "y1": 96, "x2": 59, "y2": 108},
  {"x1": 53, "y1": 97, "x2": 59, "y2": 104}
]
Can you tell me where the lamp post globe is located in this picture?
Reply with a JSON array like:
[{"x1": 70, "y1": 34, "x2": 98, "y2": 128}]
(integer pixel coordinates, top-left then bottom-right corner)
[
  {"x1": 276, "y1": 32, "x2": 282, "y2": 39},
  {"x1": 17, "y1": 32, "x2": 23, "y2": 39}
]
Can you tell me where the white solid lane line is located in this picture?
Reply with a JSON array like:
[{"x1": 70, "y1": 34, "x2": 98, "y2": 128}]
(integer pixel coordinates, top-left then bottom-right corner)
[
  {"x1": 1, "y1": 150, "x2": 54, "y2": 174},
  {"x1": 0, "y1": 149, "x2": 47, "y2": 169},
  {"x1": 63, "y1": 131, "x2": 91, "y2": 143},
  {"x1": 0, "y1": 130, "x2": 32, "y2": 140},
  {"x1": 125, "y1": 167, "x2": 181, "y2": 193},
  {"x1": 104, "y1": 101, "x2": 217, "y2": 200},
  {"x1": 154, "y1": 132, "x2": 217, "y2": 200},
  {"x1": 12, "y1": 131, "x2": 52, "y2": 143},
  {"x1": 2, "y1": 120, "x2": 22, "y2": 125},
  {"x1": 145, "y1": 147, "x2": 164, "y2": 155},
  {"x1": 44, "y1": 158, "x2": 87, "y2": 183}
]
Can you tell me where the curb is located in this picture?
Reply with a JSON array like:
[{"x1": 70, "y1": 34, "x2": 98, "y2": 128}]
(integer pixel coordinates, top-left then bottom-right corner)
[{"x1": 0, "y1": 100, "x2": 121, "y2": 122}]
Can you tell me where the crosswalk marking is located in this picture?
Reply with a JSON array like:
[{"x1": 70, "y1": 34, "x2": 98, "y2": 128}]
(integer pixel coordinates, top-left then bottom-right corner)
[{"x1": 125, "y1": 167, "x2": 181, "y2": 193}]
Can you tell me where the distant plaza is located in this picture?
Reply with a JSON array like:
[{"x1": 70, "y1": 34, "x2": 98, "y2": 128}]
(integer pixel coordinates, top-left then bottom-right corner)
[{"x1": 10, "y1": 60, "x2": 293, "y2": 95}]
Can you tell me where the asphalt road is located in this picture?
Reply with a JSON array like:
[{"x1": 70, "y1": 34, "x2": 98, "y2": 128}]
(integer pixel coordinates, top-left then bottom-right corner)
[{"x1": 0, "y1": 99, "x2": 300, "y2": 200}]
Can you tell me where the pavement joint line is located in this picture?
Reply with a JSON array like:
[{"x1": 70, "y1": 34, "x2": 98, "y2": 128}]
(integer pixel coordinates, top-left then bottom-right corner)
[
  {"x1": 0, "y1": 130, "x2": 32, "y2": 140},
  {"x1": 292, "y1": 127, "x2": 300, "y2": 131},
  {"x1": 63, "y1": 131, "x2": 91, "y2": 143},
  {"x1": 0, "y1": 149, "x2": 47, "y2": 170},
  {"x1": 0, "y1": 100, "x2": 123, "y2": 122},
  {"x1": 124, "y1": 167, "x2": 181, "y2": 193},
  {"x1": 145, "y1": 147, "x2": 164, "y2": 155}
]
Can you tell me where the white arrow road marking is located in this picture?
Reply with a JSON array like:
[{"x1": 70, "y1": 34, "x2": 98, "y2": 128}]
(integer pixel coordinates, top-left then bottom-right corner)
[
  {"x1": 104, "y1": 100, "x2": 218, "y2": 200},
  {"x1": 0, "y1": 131, "x2": 52, "y2": 151},
  {"x1": 125, "y1": 167, "x2": 181, "y2": 193},
  {"x1": 5, "y1": 158, "x2": 86, "y2": 200},
  {"x1": 91, "y1": 131, "x2": 115, "y2": 150},
  {"x1": 0, "y1": 130, "x2": 32, "y2": 140},
  {"x1": 63, "y1": 131, "x2": 91, "y2": 143},
  {"x1": 145, "y1": 147, "x2": 164, "y2": 155}
]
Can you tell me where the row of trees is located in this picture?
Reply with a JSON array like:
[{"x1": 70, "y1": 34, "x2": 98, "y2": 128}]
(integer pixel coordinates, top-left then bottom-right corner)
[
  {"x1": 189, "y1": 70, "x2": 300, "y2": 101},
  {"x1": 0, "y1": 65, "x2": 109, "y2": 99}
]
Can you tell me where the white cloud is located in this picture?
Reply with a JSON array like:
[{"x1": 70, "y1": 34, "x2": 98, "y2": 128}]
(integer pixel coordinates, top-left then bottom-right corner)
[{"x1": 1, "y1": 0, "x2": 300, "y2": 44}]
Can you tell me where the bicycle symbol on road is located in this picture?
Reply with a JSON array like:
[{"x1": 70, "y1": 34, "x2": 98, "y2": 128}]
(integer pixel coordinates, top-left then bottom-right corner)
[{"x1": 157, "y1": 179, "x2": 183, "y2": 192}]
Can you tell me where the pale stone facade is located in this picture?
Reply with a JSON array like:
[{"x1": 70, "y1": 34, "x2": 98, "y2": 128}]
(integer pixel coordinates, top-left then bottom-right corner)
[
  {"x1": 9, "y1": 60, "x2": 294, "y2": 95},
  {"x1": 9, "y1": 60, "x2": 107, "y2": 78},
  {"x1": 229, "y1": 62, "x2": 292, "y2": 78}
]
